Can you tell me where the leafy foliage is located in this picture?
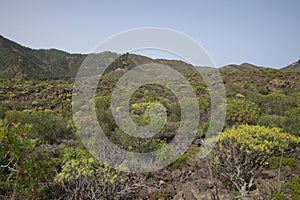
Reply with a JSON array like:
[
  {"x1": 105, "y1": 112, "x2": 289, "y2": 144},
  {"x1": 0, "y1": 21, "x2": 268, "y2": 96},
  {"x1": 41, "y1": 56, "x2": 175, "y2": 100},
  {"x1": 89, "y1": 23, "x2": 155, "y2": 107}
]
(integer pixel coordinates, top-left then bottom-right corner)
[
  {"x1": 0, "y1": 121, "x2": 60, "y2": 198},
  {"x1": 209, "y1": 125, "x2": 300, "y2": 197},
  {"x1": 285, "y1": 177, "x2": 300, "y2": 199},
  {"x1": 0, "y1": 102, "x2": 9, "y2": 119},
  {"x1": 53, "y1": 147, "x2": 130, "y2": 199},
  {"x1": 55, "y1": 147, "x2": 99, "y2": 182},
  {"x1": 5, "y1": 110, "x2": 73, "y2": 143},
  {"x1": 254, "y1": 92, "x2": 299, "y2": 116},
  {"x1": 258, "y1": 107, "x2": 300, "y2": 137},
  {"x1": 226, "y1": 99, "x2": 260, "y2": 126}
]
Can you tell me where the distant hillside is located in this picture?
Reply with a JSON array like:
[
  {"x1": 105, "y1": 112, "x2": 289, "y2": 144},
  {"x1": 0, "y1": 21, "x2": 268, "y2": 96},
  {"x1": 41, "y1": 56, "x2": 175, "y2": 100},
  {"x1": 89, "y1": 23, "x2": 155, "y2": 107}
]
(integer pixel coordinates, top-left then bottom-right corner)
[
  {"x1": 0, "y1": 34, "x2": 299, "y2": 81},
  {"x1": 0, "y1": 34, "x2": 196, "y2": 80},
  {"x1": 281, "y1": 60, "x2": 300, "y2": 72},
  {"x1": 104, "y1": 53, "x2": 197, "y2": 76},
  {"x1": 220, "y1": 63, "x2": 264, "y2": 73},
  {"x1": 0, "y1": 35, "x2": 88, "y2": 80}
]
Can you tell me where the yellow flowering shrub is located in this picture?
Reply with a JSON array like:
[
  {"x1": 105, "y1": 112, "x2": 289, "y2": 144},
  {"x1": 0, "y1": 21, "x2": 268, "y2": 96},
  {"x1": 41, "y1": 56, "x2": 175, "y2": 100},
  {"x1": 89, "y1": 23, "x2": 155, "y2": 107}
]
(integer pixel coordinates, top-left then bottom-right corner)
[{"x1": 209, "y1": 125, "x2": 300, "y2": 197}]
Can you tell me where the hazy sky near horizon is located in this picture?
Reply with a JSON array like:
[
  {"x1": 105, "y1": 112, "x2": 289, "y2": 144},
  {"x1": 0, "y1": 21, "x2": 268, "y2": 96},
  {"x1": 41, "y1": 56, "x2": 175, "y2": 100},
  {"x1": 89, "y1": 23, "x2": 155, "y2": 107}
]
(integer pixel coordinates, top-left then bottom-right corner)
[{"x1": 0, "y1": 0, "x2": 299, "y2": 68}]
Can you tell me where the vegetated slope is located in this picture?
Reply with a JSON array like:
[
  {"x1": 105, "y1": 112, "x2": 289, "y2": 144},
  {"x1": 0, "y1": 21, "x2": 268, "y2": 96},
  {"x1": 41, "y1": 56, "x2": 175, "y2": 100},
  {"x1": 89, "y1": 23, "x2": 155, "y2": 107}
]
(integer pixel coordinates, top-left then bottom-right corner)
[
  {"x1": 281, "y1": 59, "x2": 300, "y2": 72},
  {"x1": 104, "y1": 53, "x2": 198, "y2": 76},
  {"x1": 0, "y1": 35, "x2": 87, "y2": 80},
  {"x1": 1, "y1": 34, "x2": 300, "y2": 83},
  {"x1": 219, "y1": 63, "x2": 264, "y2": 73},
  {"x1": 0, "y1": 35, "x2": 46, "y2": 80},
  {"x1": 1, "y1": 37, "x2": 300, "y2": 200},
  {"x1": 0, "y1": 35, "x2": 202, "y2": 80}
]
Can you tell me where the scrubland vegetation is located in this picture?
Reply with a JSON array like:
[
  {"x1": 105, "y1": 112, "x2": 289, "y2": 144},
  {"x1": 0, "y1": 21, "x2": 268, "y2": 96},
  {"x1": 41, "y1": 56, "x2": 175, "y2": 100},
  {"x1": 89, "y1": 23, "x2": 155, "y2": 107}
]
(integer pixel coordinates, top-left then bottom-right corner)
[{"x1": 0, "y1": 53, "x2": 300, "y2": 199}]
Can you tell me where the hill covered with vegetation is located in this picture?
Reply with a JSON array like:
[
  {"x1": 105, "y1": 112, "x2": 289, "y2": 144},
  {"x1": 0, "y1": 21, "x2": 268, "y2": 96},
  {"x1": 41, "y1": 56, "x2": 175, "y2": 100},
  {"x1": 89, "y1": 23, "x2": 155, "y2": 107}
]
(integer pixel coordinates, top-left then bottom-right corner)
[
  {"x1": 0, "y1": 36, "x2": 300, "y2": 199},
  {"x1": 282, "y1": 60, "x2": 300, "y2": 72},
  {"x1": 1, "y1": 34, "x2": 300, "y2": 80},
  {"x1": 0, "y1": 35, "x2": 87, "y2": 80}
]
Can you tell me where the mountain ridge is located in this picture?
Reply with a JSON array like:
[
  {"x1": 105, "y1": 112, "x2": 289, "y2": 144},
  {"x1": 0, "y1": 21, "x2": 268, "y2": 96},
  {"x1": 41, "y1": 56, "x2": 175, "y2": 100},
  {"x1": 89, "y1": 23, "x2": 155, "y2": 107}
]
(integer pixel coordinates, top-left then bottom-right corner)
[
  {"x1": 0, "y1": 35, "x2": 299, "y2": 80},
  {"x1": 0, "y1": 35, "x2": 87, "y2": 80}
]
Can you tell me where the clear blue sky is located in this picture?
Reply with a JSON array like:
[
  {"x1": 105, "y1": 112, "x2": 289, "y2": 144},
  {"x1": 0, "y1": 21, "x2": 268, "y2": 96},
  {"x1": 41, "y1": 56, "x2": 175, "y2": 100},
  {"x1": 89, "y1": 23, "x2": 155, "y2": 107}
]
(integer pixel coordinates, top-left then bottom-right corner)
[{"x1": 1, "y1": 0, "x2": 299, "y2": 68}]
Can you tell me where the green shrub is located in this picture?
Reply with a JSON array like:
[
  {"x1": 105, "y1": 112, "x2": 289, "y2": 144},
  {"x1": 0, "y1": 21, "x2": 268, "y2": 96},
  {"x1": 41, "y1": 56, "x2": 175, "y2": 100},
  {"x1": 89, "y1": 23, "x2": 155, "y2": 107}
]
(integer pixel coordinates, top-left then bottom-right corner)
[
  {"x1": 51, "y1": 98, "x2": 62, "y2": 106},
  {"x1": 266, "y1": 156, "x2": 298, "y2": 170},
  {"x1": 0, "y1": 102, "x2": 9, "y2": 119},
  {"x1": 209, "y1": 125, "x2": 300, "y2": 197},
  {"x1": 5, "y1": 110, "x2": 73, "y2": 143},
  {"x1": 258, "y1": 108, "x2": 300, "y2": 137},
  {"x1": 13, "y1": 149, "x2": 61, "y2": 198},
  {"x1": 285, "y1": 177, "x2": 300, "y2": 200},
  {"x1": 258, "y1": 115, "x2": 286, "y2": 128},
  {"x1": 271, "y1": 191, "x2": 288, "y2": 200},
  {"x1": 54, "y1": 147, "x2": 99, "y2": 182},
  {"x1": 166, "y1": 102, "x2": 181, "y2": 121},
  {"x1": 0, "y1": 121, "x2": 36, "y2": 197},
  {"x1": 226, "y1": 99, "x2": 260, "y2": 126},
  {"x1": 153, "y1": 139, "x2": 175, "y2": 165},
  {"x1": 5, "y1": 110, "x2": 31, "y2": 124},
  {"x1": 95, "y1": 96, "x2": 111, "y2": 110},
  {"x1": 30, "y1": 111, "x2": 73, "y2": 143},
  {"x1": 171, "y1": 147, "x2": 201, "y2": 169},
  {"x1": 32, "y1": 100, "x2": 39, "y2": 106},
  {"x1": 96, "y1": 107, "x2": 117, "y2": 134},
  {"x1": 254, "y1": 92, "x2": 299, "y2": 116},
  {"x1": 53, "y1": 147, "x2": 128, "y2": 199},
  {"x1": 283, "y1": 107, "x2": 300, "y2": 136}
]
